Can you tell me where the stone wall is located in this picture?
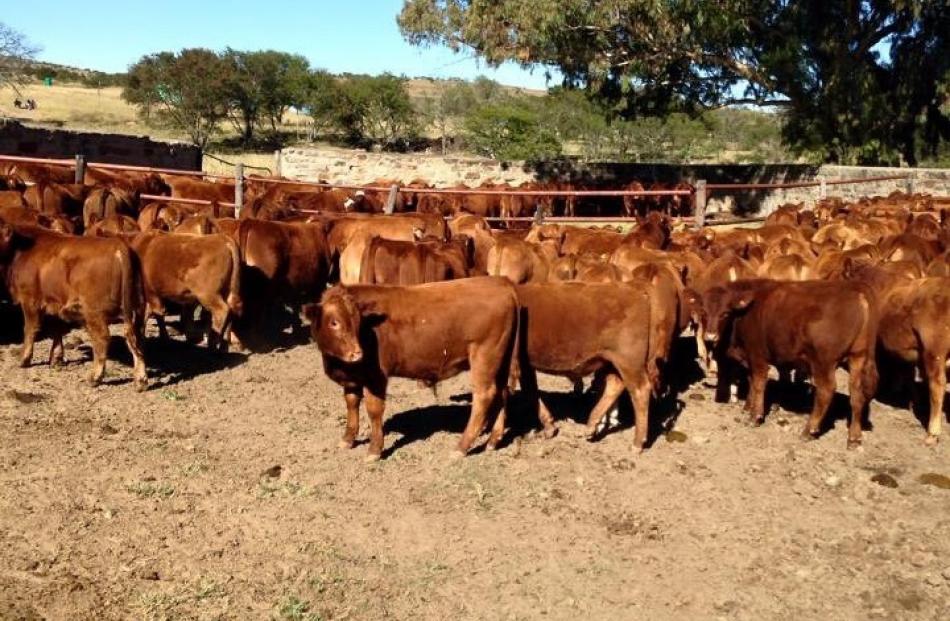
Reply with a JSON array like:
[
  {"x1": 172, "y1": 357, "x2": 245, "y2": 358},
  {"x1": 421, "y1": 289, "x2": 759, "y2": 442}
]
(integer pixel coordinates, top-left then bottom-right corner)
[
  {"x1": 0, "y1": 120, "x2": 201, "y2": 170},
  {"x1": 279, "y1": 146, "x2": 950, "y2": 216}
]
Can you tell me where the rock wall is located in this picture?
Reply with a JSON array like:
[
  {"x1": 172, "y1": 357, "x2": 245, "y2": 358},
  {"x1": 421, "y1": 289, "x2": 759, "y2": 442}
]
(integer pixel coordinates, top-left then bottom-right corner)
[
  {"x1": 0, "y1": 120, "x2": 201, "y2": 170},
  {"x1": 280, "y1": 146, "x2": 950, "y2": 216}
]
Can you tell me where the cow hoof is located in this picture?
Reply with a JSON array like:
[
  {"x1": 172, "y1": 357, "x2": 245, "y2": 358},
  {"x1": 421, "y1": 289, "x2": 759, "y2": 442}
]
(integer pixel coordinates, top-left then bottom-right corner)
[
  {"x1": 448, "y1": 450, "x2": 466, "y2": 461},
  {"x1": 134, "y1": 380, "x2": 148, "y2": 393},
  {"x1": 485, "y1": 440, "x2": 499, "y2": 451},
  {"x1": 338, "y1": 439, "x2": 356, "y2": 450},
  {"x1": 363, "y1": 453, "x2": 381, "y2": 464},
  {"x1": 543, "y1": 425, "x2": 559, "y2": 440},
  {"x1": 800, "y1": 428, "x2": 818, "y2": 441},
  {"x1": 88, "y1": 377, "x2": 101, "y2": 388},
  {"x1": 19, "y1": 360, "x2": 31, "y2": 369},
  {"x1": 847, "y1": 439, "x2": 863, "y2": 450},
  {"x1": 924, "y1": 434, "x2": 939, "y2": 447}
]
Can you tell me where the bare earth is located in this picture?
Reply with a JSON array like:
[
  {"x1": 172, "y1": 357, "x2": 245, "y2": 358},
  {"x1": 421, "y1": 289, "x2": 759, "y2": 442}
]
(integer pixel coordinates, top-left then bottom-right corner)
[{"x1": 1, "y1": 318, "x2": 948, "y2": 621}]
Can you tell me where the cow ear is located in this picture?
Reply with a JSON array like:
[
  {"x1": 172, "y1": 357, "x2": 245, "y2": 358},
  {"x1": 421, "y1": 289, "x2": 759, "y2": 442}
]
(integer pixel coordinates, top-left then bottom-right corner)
[
  {"x1": 302, "y1": 303, "x2": 321, "y2": 324},
  {"x1": 732, "y1": 292, "x2": 755, "y2": 311},
  {"x1": 362, "y1": 312, "x2": 387, "y2": 329}
]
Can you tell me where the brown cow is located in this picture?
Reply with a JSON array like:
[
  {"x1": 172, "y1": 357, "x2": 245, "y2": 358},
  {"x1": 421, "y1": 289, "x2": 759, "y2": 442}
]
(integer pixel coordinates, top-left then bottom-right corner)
[
  {"x1": 175, "y1": 215, "x2": 220, "y2": 235},
  {"x1": 85, "y1": 214, "x2": 140, "y2": 237},
  {"x1": 515, "y1": 282, "x2": 654, "y2": 449},
  {"x1": 304, "y1": 277, "x2": 522, "y2": 460},
  {"x1": 695, "y1": 280, "x2": 878, "y2": 447},
  {"x1": 83, "y1": 187, "x2": 138, "y2": 229},
  {"x1": 0, "y1": 225, "x2": 147, "y2": 389},
  {"x1": 234, "y1": 219, "x2": 330, "y2": 344},
  {"x1": 359, "y1": 236, "x2": 469, "y2": 285},
  {"x1": 487, "y1": 236, "x2": 553, "y2": 284},
  {"x1": 132, "y1": 232, "x2": 242, "y2": 350},
  {"x1": 845, "y1": 263, "x2": 950, "y2": 444}
]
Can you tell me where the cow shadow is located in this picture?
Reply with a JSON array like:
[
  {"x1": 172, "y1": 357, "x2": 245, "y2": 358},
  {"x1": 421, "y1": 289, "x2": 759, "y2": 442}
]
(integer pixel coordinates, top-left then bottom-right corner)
[
  {"x1": 759, "y1": 377, "x2": 872, "y2": 436},
  {"x1": 0, "y1": 304, "x2": 24, "y2": 345},
  {"x1": 105, "y1": 336, "x2": 249, "y2": 388},
  {"x1": 231, "y1": 305, "x2": 312, "y2": 354},
  {"x1": 382, "y1": 401, "x2": 472, "y2": 459}
]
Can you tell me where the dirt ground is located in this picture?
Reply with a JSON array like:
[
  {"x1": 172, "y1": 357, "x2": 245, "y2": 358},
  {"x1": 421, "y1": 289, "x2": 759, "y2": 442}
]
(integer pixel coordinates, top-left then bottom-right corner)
[{"x1": 1, "y1": 316, "x2": 949, "y2": 621}]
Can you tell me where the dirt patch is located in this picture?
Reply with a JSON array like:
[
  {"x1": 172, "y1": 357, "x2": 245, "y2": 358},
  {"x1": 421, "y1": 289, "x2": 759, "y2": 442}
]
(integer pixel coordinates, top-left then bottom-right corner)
[{"x1": 1, "y1": 326, "x2": 949, "y2": 620}]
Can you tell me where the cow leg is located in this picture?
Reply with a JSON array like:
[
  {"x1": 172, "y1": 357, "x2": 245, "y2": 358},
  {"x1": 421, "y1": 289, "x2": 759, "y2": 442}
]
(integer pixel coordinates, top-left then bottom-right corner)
[
  {"x1": 747, "y1": 362, "x2": 769, "y2": 425},
  {"x1": 585, "y1": 373, "x2": 626, "y2": 439},
  {"x1": 626, "y1": 372, "x2": 654, "y2": 452},
  {"x1": 458, "y1": 384, "x2": 497, "y2": 457},
  {"x1": 340, "y1": 386, "x2": 362, "y2": 449},
  {"x1": 205, "y1": 298, "x2": 231, "y2": 352},
  {"x1": 125, "y1": 314, "x2": 148, "y2": 392},
  {"x1": 802, "y1": 365, "x2": 836, "y2": 440},
  {"x1": 181, "y1": 303, "x2": 202, "y2": 343},
  {"x1": 517, "y1": 360, "x2": 558, "y2": 438},
  {"x1": 85, "y1": 315, "x2": 110, "y2": 387},
  {"x1": 48, "y1": 325, "x2": 66, "y2": 368},
  {"x1": 922, "y1": 352, "x2": 946, "y2": 446},
  {"x1": 19, "y1": 307, "x2": 41, "y2": 368},
  {"x1": 486, "y1": 388, "x2": 508, "y2": 450},
  {"x1": 363, "y1": 385, "x2": 387, "y2": 461}
]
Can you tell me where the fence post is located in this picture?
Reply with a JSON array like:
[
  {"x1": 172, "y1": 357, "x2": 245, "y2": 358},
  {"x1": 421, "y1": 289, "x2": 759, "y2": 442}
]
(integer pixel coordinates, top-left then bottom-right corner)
[
  {"x1": 274, "y1": 150, "x2": 282, "y2": 177},
  {"x1": 384, "y1": 184, "x2": 399, "y2": 214},
  {"x1": 818, "y1": 176, "x2": 827, "y2": 200},
  {"x1": 74, "y1": 154, "x2": 85, "y2": 184},
  {"x1": 905, "y1": 176, "x2": 915, "y2": 195},
  {"x1": 694, "y1": 180, "x2": 707, "y2": 228},
  {"x1": 234, "y1": 163, "x2": 244, "y2": 218},
  {"x1": 534, "y1": 203, "x2": 545, "y2": 226}
]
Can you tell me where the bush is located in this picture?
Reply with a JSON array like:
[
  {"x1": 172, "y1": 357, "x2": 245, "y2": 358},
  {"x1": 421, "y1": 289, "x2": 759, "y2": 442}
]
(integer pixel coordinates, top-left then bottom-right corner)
[{"x1": 462, "y1": 102, "x2": 561, "y2": 161}]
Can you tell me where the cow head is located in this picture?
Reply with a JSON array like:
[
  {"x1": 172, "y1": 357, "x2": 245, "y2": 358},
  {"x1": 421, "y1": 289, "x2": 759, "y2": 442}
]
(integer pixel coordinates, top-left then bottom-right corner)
[
  {"x1": 699, "y1": 285, "x2": 756, "y2": 346},
  {"x1": 303, "y1": 287, "x2": 365, "y2": 363}
]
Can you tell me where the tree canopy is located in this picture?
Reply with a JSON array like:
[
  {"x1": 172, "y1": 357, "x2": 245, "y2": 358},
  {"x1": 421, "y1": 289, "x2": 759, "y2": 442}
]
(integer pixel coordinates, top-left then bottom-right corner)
[{"x1": 398, "y1": 0, "x2": 950, "y2": 165}]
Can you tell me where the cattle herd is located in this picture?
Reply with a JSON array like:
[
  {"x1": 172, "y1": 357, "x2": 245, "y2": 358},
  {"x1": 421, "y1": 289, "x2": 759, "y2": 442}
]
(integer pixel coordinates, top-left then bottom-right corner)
[{"x1": 0, "y1": 158, "x2": 949, "y2": 462}]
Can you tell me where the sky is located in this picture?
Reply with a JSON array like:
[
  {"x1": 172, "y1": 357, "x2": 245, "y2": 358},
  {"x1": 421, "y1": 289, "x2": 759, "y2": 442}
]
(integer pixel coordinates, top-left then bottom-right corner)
[{"x1": 7, "y1": 1, "x2": 558, "y2": 90}]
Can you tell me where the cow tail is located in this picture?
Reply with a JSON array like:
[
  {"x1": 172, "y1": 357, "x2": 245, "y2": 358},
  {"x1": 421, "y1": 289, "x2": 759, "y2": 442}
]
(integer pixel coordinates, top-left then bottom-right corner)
[
  {"x1": 643, "y1": 266, "x2": 663, "y2": 393},
  {"x1": 115, "y1": 245, "x2": 137, "y2": 327},
  {"x1": 858, "y1": 289, "x2": 880, "y2": 401},
  {"x1": 507, "y1": 289, "x2": 522, "y2": 393},
  {"x1": 225, "y1": 236, "x2": 243, "y2": 316},
  {"x1": 359, "y1": 235, "x2": 380, "y2": 284}
]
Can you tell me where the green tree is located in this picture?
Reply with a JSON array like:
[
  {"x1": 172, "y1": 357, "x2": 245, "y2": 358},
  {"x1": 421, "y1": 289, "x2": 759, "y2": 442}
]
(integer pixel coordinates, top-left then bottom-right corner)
[
  {"x1": 223, "y1": 49, "x2": 311, "y2": 145},
  {"x1": 462, "y1": 102, "x2": 561, "y2": 161},
  {"x1": 421, "y1": 81, "x2": 477, "y2": 153},
  {"x1": 123, "y1": 49, "x2": 231, "y2": 149},
  {"x1": 399, "y1": 0, "x2": 950, "y2": 165},
  {"x1": 337, "y1": 74, "x2": 418, "y2": 149},
  {"x1": 303, "y1": 69, "x2": 344, "y2": 141}
]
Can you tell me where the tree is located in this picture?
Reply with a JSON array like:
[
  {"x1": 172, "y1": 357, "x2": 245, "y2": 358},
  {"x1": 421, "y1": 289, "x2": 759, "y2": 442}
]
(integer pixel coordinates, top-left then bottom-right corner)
[
  {"x1": 399, "y1": 1, "x2": 950, "y2": 165},
  {"x1": 303, "y1": 69, "x2": 343, "y2": 141},
  {"x1": 123, "y1": 49, "x2": 231, "y2": 149},
  {"x1": 421, "y1": 81, "x2": 477, "y2": 153},
  {"x1": 223, "y1": 49, "x2": 311, "y2": 145},
  {"x1": 0, "y1": 22, "x2": 40, "y2": 97},
  {"x1": 462, "y1": 102, "x2": 561, "y2": 161},
  {"x1": 337, "y1": 74, "x2": 418, "y2": 149}
]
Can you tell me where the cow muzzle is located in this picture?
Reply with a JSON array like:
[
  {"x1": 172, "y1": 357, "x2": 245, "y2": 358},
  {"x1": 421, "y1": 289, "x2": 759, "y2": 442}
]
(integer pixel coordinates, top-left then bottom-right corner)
[{"x1": 345, "y1": 348, "x2": 363, "y2": 363}]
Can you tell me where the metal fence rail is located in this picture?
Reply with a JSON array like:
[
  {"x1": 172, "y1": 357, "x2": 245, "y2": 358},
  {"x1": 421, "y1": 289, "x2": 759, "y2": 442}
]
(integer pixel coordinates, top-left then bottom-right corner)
[{"x1": 0, "y1": 153, "x2": 923, "y2": 226}]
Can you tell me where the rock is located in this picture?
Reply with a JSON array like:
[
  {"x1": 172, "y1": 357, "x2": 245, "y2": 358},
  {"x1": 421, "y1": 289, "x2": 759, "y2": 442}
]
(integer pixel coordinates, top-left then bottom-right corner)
[
  {"x1": 665, "y1": 430, "x2": 688, "y2": 443},
  {"x1": 7, "y1": 390, "x2": 46, "y2": 404},
  {"x1": 688, "y1": 392, "x2": 706, "y2": 401},
  {"x1": 942, "y1": 567, "x2": 950, "y2": 581},
  {"x1": 825, "y1": 475, "x2": 841, "y2": 488},
  {"x1": 918, "y1": 473, "x2": 950, "y2": 489},
  {"x1": 692, "y1": 435, "x2": 710, "y2": 445},
  {"x1": 870, "y1": 473, "x2": 898, "y2": 488},
  {"x1": 260, "y1": 465, "x2": 282, "y2": 479}
]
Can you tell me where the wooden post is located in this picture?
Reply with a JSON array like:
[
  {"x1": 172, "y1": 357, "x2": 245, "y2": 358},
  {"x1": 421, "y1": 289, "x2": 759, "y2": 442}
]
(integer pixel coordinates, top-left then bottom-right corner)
[
  {"x1": 234, "y1": 163, "x2": 244, "y2": 218},
  {"x1": 534, "y1": 203, "x2": 545, "y2": 225},
  {"x1": 273, "y1": 150, "x2": 282, "y2": 177},
  {"x1": 74, "y1": 154, "x2": 86, "y2": 184},
  {"x1": 818, "y1": 176, "x2": 827, "y2": 200},
  {"x1": 694, "y1": 180, "x2": 707, "y2": 228},
  {"x1": 905, "y1": 176, "x2": 915, "y2": 196},
  {"x1": 384, "y1": 184, "x2": 399, "y2": 214}
]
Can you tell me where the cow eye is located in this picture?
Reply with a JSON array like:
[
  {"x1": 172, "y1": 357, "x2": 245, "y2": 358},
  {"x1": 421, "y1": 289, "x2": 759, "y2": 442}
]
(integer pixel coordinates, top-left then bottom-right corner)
[{"x1": 329, "y1": 319, "x2": 340, "y2": 330}]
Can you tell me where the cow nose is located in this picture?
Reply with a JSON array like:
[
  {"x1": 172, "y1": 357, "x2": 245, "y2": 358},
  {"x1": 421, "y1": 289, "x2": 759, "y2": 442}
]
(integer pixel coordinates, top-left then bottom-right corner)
[
  {"x1": 347, "y1": 348, "x2": 363, "y2": 363},
  {"x1": 705, "y1": 332, "x2": 719, "y2": 344}
]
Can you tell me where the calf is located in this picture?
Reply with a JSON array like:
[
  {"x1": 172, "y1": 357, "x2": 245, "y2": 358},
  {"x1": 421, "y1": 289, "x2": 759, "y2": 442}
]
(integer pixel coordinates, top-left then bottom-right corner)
[
  {"x1": 697, "y1": 280, "x2": 878, "y2": 447},
  {"x1": 359, "y1": 236, "x2": 469, "y2": 285},
  {"x1": 305, "y1": 277, "x2": 521, "y2": 460},
  {"x1": 0, "y1": 225, "x2": 147, "y2": 390},
  {"x1": 515, "y1": 283, "x2": 654, "y2": 450},
  {"x1": 132, "y1": 232, "x2": 242, "y2": 350}
]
